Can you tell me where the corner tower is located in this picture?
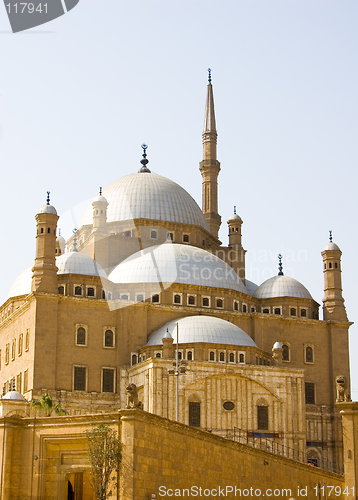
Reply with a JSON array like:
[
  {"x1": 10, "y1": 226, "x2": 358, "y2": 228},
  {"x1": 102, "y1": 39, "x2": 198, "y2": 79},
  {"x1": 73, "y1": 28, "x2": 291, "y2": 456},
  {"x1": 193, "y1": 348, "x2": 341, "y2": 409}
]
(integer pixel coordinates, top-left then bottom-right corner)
[
  {"x1": 31, "y1": 192, "x2": 59, "y2": 294},
  {"x1": 321, "y1": 232, "x2": 348, "y2": 321},
  {"x1": 199, "y1": 69, "x2": 221, "y2": 239}
]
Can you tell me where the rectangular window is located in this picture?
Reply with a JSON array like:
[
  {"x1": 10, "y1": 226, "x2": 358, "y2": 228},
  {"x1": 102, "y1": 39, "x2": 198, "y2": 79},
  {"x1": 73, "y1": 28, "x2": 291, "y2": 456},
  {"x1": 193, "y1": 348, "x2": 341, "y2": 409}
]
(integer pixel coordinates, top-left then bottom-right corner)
[
  {"x1": 189, "y1": 402, "x2": 201, "y2": 427},
  {"x1": 5, "y1": 344, "x2": 10, "y2": 364},
  {"x1": 25, "y1": 330, "x2": 29, "y2": 351},
  {"x1": 257, "y1": 406, "x2": 269, "y2": 430},
  {"x1": 11, "y1": 340, "x2": 16, "y2": 361},
  {"x1": 74, "y1": 366, "x2": 87, "y2": 391},
  {"x1": 23, "y1": 370, "x2": 28, "y2": 393},
  {"x1": 18, "y1": 334, "x2": 23, "y2": 356},
  {"x1": 16, "y1": 373, "x2": 22, "y2": 392},
  {"x1": 305, "y1": 382, "x2": 315, "y2": 404},
  {"x1": 102, "y1": 368, "x2": 115, "y2": 393}
]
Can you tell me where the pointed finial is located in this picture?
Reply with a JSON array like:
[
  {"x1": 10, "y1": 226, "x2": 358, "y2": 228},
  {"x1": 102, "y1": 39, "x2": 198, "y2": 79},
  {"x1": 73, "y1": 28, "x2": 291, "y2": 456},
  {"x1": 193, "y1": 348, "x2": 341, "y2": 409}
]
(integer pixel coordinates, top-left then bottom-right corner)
[
  {"x1": 233, "y1": 206, "x2": 236, "y2": 214},
  {"x1": 278, "y1": 254, "x2": 284, "y2": 276},
  {"x1": 139, "y1": 143, "x2": 151, "y2": 173},
  {"x1": 99, "y1": 187, "x2": 102, "y2": 195},
  {"x1": 46, "y1": 191, "x2": 50, "y2": 205},
  {"x1": 72, "y1": 228, "x2": 78, "y2": 252},
  {"x1": 329, "y1": 230, "x2": 333, "y2": 242},
  {"x1": 208, "y1": 68, "x2": 212, "y2": 84},
  {"x1": 58, "y1": 228, "x2": 61, "y2": 236}
]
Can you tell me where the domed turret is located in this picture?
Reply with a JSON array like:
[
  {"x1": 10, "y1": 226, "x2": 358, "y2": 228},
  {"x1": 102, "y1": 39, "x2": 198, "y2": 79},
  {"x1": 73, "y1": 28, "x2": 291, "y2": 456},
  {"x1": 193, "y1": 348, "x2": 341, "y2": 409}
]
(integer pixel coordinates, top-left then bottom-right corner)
[
  {"x1": 321, "y1": 231, "x2": 347, "y2": 321},
  {"x1": 31, "y1": 192, "x2": 59, "y2": 294},
  {"x1": 56, "y1": 229, "x2": 66, "y2": 255},
  {"x1": 226, "y1": 206, "x2": 245, "y2": 281},
  {"x1": 92, "y1": 187, "x2": 108, "y2": 230}
]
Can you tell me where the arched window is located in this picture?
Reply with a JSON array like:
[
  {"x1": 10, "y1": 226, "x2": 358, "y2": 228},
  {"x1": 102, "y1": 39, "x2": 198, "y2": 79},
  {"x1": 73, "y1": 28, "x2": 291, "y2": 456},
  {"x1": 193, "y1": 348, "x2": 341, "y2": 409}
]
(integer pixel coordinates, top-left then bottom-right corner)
[
  {"x1": 301, "y1": 309, "x2": 307, "y2": 317},
  {"x1": 188, "y1": 295, "x2": 195, "y2": 305},
  {"x1": 209, "y1": 351, "x2": 215, "y2": 361},
  {"x1": 104, "y1": 329, "x2": 114, "y2": 348},
  {"x1": 76, "y1": 327, "x2": 86, "y2": 346},
  {"x1": 155, "y1": 352, "x2": 161, "y2": 358},
  {"x1": 257, "y1": 401, "x2": 269, "y2": 430},
  {"x1": 202, "y1": 297, "x2": 209, "y2": 307},
  {"x1": 229, "y1": 353, "x2": 235, "y2": 363},
  {"x1": 74, "y1": 286, "x2": 82, "y2": 296},
  {"x1": 189, "y1": 400, "x2": 201, "y2": 427},
  {"x1": 305, "y1": 346, "x2": 313, "y2": 363},
  {"x1": 219, "y1": 352, "x2": 225, "y2": 362},
  {"x1": 102, "y1": 290, "x2": 106, "y2": 299},
  {"x1": 242, "y1": 304, "x2": 247, "y2": 313},
  {"x1": 234, "y1": 301, "x2": 239, "y2": 311},
  {"x1": 131, "y1": 354, "x2": 138, "y2": 366},
  {"x1": 251, "y1": 307, "x2": 256, "y2": 313},
  {"x1": 239, "y1": 353, "x2": 244, "y2": 363},
  {"x1": 58, "y1": 286, "x2": 64, "y2": 295},
  {"x1": 136, "y1": 294, "x2": 144, "y2": 302},
  {"x1": 274, "y1": 308, "x2": 281, "y2": 315},
  {"x1": 290, "y1": 308, "x2": 296, "y2": 316},
  {"x1": 151, "y1": 230, "x2": 157, "y2": 239},
  {"x1": 167, "y1": 232, "x2": 173, "y2": 241},
  {"x1": 174, "y1": 294, "x2": 181, "y2": 304},
  {"x1": 125, "y1": 230, "x2": 131, "y2": 237},
  {"x1": 262, "y1": 308, "x2": 269, "y2": 314},
  {"x1": 183, "y1": 234, "x2": 189, "y2": 243},
  {"x1": 121, "y1": 294, "x2": 129, "y2": 300},
  {"x1": 335, "y1": 262, "x2": 338, "y2": 269},
  {"x1": 329, "y1": 262, "x2": 332, "y2": 268},
  {"x1": 87, "y1": 287, "x2": 95, "y2": 297},
  {"x1": 216, "y1": 299, "x2": 223, "y2": 308},
  {"x1": 177, "y1": 351, "x2": 182, "y2": 360},
  {"x1": 187, "y1": 351, "x2": 193, "y2": 361},
  {"x1": 282, "y1": 344, "x2": 289, "y2": 361}
]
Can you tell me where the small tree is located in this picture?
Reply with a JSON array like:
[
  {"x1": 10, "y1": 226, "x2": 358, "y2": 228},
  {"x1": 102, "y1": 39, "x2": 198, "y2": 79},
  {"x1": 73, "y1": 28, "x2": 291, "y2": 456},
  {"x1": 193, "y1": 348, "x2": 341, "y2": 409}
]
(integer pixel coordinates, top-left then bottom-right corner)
[
  {"x1": 30, "y1": 393, "x2": 68, "y2": 416},
  {"x1": 86, "y1": 423, "x2": 122, "y2": 500}
]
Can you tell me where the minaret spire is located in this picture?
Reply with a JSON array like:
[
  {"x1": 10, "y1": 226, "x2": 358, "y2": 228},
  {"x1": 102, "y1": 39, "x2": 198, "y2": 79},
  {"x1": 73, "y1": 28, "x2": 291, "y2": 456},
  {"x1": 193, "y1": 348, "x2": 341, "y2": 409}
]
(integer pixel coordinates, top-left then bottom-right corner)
[{"x1": 199, "y1": 69, "x2": 221, "y2": 239}]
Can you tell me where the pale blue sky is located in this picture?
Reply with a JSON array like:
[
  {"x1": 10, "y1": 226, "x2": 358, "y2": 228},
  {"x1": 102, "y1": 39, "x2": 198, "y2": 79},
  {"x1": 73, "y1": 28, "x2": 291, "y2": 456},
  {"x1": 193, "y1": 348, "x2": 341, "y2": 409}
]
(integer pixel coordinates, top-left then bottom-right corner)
[{"x1": 0, "y1": 0, "x2": 357, "y2": 392}]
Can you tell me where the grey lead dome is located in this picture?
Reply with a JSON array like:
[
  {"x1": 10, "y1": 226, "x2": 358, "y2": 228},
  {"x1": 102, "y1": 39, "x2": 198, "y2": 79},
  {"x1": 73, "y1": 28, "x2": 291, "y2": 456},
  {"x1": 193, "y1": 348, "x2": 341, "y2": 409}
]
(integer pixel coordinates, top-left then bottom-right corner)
[
  {"x1": 147, "y1": 316, "x2": 257, "y2": 347},
  {"x1": 254, "y1": 275, "x2": 312, "y2": 300}
]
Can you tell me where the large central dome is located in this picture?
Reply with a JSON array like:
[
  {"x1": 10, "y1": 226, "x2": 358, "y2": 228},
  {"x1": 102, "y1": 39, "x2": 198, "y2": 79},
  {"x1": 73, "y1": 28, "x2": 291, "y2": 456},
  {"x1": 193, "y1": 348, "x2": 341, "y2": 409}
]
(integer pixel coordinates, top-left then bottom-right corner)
[{"x1": 80, "y1": 172, "x2": 210, "y2": 231}]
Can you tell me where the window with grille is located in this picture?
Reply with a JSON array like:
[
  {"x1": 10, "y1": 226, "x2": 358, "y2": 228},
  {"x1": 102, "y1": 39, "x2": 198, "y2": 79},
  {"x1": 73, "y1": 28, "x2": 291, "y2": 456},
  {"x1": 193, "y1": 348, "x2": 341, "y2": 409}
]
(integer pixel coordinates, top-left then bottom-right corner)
[
  {"x1": 219, "y1": 352, "x2": 225, "y2": 362},
  {"x1": 239, "y1": 353, "x2": 244, "y2": 363},
  {"x1": 189, "y1": 402, "x2": 201, "y2": 427},
  {"x1": 76, "y1": 327, "x2": 86, "y2": 346},
  {"x1": 152, "y1": 294, "x2": 159, "y2": 303},
  {"x1": 234, "y1": 301, "x2": 239, "y2": 311},
  {"x1": 188, "y1": 295, "x2": 195, "y2": 305},
  {"x1": 187, "y1": 351, "x2": 193, "y2": 360},
  {"x1": 104, "y1": 330, "x2": 114, "y2": 348},
  {"x1": 290, "y1": 308, "x2": 296, "y2": 316},
  {"x1": 216, "y1": 299, "x2": 223, "y2": 308},
  {"x1": 242, "y1": 304, "x2": 247, "y2": 313},
  {"x1": 87, "y1": 287, "x2": 95, "y2": 297},
  {"x1": 74, "y1": 366, "x2": 86, "y2": 391},
  {"x1": 202, "y1": 297, "x2": 209, "y2": 307},
  {"x1": 282, "y1": 344, "x2": 289, "y2": 361},
  {"x1": 301, "y1": 309, "x2": 307, "y2": 317},
  {"x1": 257, "y1": 406, "x2": 268, "y2": 430},
  {"x1": 174, "y1": 294, "x2": 181, "y2": 304},
  {"x1": 229, "y1": 353, "x2": 235, "y2": 362},
  {"x1": 209, "y1": 351, "x2": 215, "y2": 361},
  {"x1": 306, "y1": 346, "x2": 313, "y2": 363},
  {"x1": 102, "y1": 368, "x2": 115, "y2": 393},
  {"x1": 75, "y1": 286, "x2": 82, "y2": 296},
  {"x1": 305, "y1": 383, "x2": 315, "y2": 404},
  {"x1": 274, "y1": 308, "x2": 281, "y2": 315}
]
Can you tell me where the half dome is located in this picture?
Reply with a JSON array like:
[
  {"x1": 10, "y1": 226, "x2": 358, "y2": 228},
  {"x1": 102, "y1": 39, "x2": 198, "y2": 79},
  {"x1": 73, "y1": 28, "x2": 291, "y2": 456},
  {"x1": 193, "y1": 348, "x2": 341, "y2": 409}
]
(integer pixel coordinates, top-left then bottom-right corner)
[
  {"x1": 147, "y1": 316, "x2": 257, "y2": 347},
  {"x1": 254, "y1": 275, "x2": 312, "y2": 300},
  {"x1": 56, "y1": 252, "x2": 107, "y2": 278},
  {"x1": 108, "y1": 243, "x2": 247, "y2": 293},
  {"x1": 80, "y1": 172, "x2": 210, "y2": 231}
]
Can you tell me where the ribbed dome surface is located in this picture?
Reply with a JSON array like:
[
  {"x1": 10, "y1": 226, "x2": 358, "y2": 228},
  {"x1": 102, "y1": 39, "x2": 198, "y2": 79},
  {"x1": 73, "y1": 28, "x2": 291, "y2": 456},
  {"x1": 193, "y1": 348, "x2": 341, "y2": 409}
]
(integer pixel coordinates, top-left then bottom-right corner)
[
  {"x1": 56, "y1": 252, "x2": 107, "y2": 278},
  {"x1": 6, "y1": 266, "x2": 32, "y2": 299},
  {"x1": 254, "y1": 275, "x2": 312, "y2": 299},
  {"x1": 109, "y1": 243, "x2": 247, "y2": 293},
  {"x1": 147, "y1": 316, "x2": 257, "y2": 346},
  {"x1": 80, "y1": 172, "x2": 210, "y2": 231}
]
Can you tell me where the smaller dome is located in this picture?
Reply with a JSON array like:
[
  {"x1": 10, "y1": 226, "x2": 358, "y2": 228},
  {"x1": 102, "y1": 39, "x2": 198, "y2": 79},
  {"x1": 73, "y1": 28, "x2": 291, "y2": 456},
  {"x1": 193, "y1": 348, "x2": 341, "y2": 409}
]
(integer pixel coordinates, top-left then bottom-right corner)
[
  {"x1": 227, "y1": 213, "x2": 242, "y2": 223},
  {"x1": 7, "y1": 266, "x2": 32, "y2": 299},
  {"x1": 254, "y1": 275, "x2": 312, "y2": 300},
  {"x1": 162, "y1": 330, "x2": 172, "y2": 339},
  {"x1": 92, "y1": 194, "x2": 108, "y2": 204},
  {"x1": 2, "y1": 391, "x2": 26, "y2": 401},
  {"x1": 147, "y1": 316, "x2": 257, "y2": 347},
  {"x1": 273, "y1": 341, "x2": 282, "y2": 350},
  {"x1": 56, "y1": 252, "x2": 107, "y2": 278},
  {"x1": 38, "y1": 204, "x2": 57, "y2": 215},
  {"x1": 323, "y1": 242, "x2": 341, "y2": 252}
]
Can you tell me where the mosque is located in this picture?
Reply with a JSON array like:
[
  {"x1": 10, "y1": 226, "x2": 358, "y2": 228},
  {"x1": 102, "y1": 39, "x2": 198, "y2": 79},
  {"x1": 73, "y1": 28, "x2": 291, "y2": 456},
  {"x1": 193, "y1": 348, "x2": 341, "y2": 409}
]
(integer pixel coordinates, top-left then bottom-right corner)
[{"x1": 0, "y1": 72, "x2": 353, "y2": 497}]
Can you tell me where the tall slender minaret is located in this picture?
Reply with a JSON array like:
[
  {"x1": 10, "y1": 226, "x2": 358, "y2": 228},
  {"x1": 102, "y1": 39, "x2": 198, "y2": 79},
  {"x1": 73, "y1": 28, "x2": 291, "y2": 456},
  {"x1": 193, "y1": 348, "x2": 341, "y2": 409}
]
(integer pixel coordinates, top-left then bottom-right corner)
[
  {"x1": 321, "y1": 231, "x2": 348, "y2": 321},
  {"x1": 31, "y1": 192, "x2": 59, "y2": 294},
  {"x1": 199, "y1": 69, "x2": 221, "y2": 239}
]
